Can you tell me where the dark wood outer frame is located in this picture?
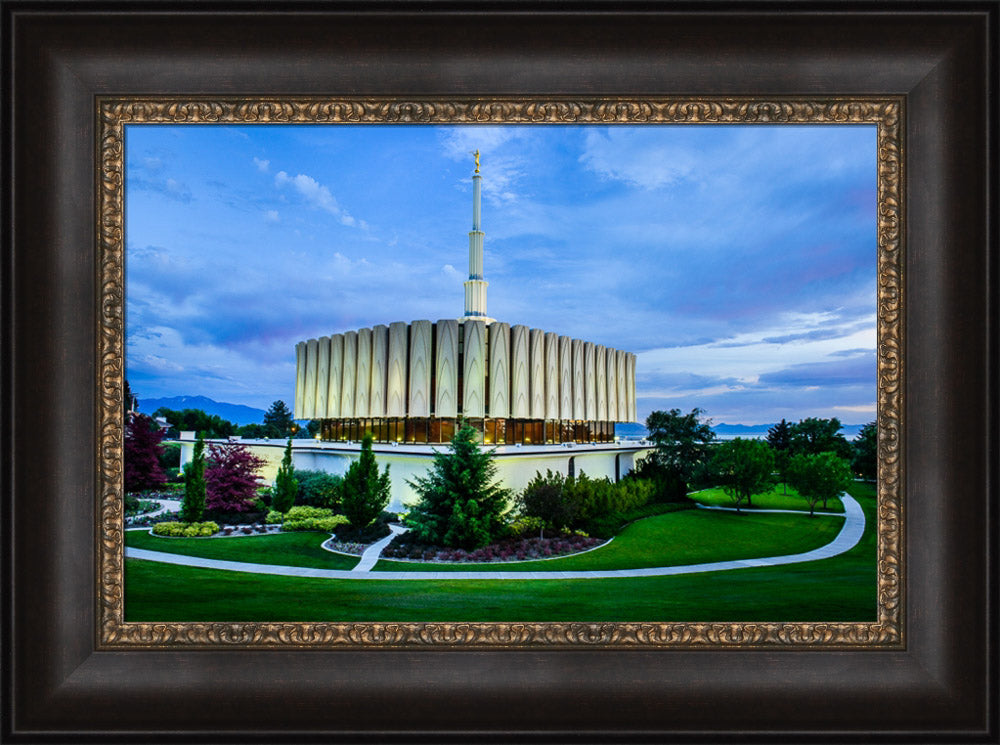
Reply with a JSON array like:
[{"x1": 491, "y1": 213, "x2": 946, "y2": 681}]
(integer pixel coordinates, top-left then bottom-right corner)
[{"x1": 2, "y1": 3, "x2": 995, "y2": 742}]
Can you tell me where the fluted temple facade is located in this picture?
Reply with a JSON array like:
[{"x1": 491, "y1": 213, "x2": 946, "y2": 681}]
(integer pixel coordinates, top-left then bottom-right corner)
[{"x1": 293, "y1": 152, "x2": 638, "y2": 445}]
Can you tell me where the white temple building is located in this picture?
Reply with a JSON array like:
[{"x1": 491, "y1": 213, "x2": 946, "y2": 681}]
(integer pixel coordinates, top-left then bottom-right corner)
[{"x1": 181, "y1": 154, "x2": 651, "y2": 510}]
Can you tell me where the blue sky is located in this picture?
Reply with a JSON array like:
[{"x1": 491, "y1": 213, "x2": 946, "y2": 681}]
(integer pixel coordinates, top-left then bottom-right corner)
[{"x1": 125, "y1": 123, "x2": 877, "y2": 425}]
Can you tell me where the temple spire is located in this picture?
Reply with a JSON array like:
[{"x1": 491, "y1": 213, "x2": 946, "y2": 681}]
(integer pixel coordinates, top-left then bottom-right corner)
[{"x1": 463, "y1": 151, "x2": 493, "y2": 323}]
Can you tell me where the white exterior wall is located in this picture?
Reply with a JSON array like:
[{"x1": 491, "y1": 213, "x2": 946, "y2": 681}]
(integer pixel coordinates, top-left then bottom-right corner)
[
  {"x1": 316, "y1": 336, "x2": 331, "y2": 418},
  {"x1": 408, "y1": 320, "x2": 432, "y2": 417},
  {"x1": 510, "y1": 324, "x2": 530, "y2": 418},
  {"x1": 489, "y1": 322, "x2": 510, "y2": 418},
  {"x1": 571, "y1": 338, "x2": 585, "y2": 421},
  {"x1": 179, "y1": 437, "x2": 652, "y2": 512},
  {"x1": 435, "y1": 319, "x2": 459, "y2": 417},
  {"x1": 558, "y1": 336, "x2": 572, "y2": 420},
  {"x1": 327, "y1": 334, "x2": 344, "y2": 418},
  {"x1": 354, "y1": 328, "x2": 372, "y2": 418},
  {"x1": 584, "y1": 341, "x2": 596, "y2": 421},
  {"x1": 341, "y1": 331, "x2": 357, "y2": 418},
  {"x1": 369, "y1": 325, "x2": 387, "y2": 418},
  {"x1": 616, "y1": 349, "x2": 627, "y2": 421},
  {"x1": 529, "y1": 328, "x2": 545, "y2": 418},
  {"x1": 462, "y1": 320, "x2": 487, "y2": 417},
  {"x1": 627, "y1": 353, "x2": 637, "y2": 423},
  {"x1": 386, "y1": 322, "x2": 408, "y2": 417},
  {"x1": 605, "y1": 346, "x2": 617, "y2": 423},
  {"x1": 595, "y1": 345, "x2": 608, "y2": 422},
  {"x1": 303, "y1": 338, "x2": 319, "y2": 419},
  {"x1": 544, "y1": 332, "x2": 559, "y2": 420},
  {"x1": 294, "y1": 342, "x2": 306, "y2": 419}
]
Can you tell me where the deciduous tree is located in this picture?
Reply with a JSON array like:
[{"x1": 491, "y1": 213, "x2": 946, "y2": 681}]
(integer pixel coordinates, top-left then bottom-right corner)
[
  {"x1": 644, "y1": 408, "x2": 716, "y2": 489},
  {"x1": 852, "y1": 422, "x2": 877, "y2": 481},
  {"x1": 124, "y1": 413, "x2": 166, "y2": 492},
  {"x1": 788, "y1": 417, "x2": 852, "y2": 460},
  {"x1": 205, "y1": 441, "x2": 266, "y2": 513},
  {"x1": 407, "y1": 422, "x2": 512, "y2": 549},
  {"x1": 787, "y1": 451, "x2": 853, "y2": 516},
  {"x1": 710, "y1": 438, "x2": 774, "y2": 513}
]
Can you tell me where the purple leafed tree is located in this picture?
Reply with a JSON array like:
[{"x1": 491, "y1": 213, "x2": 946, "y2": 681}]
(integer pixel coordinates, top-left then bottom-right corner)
[
  {"x1": 124, "y1": 413, "x2": 167, "y2": 492},
  {"x1": 205, "y1": 441, "x2": 266, "y2": 512}
]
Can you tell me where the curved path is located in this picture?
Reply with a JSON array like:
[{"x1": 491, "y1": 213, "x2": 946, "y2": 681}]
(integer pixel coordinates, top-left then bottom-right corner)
[{"x1": 125, "y1": 494, "x2": 864, "y2": 581}]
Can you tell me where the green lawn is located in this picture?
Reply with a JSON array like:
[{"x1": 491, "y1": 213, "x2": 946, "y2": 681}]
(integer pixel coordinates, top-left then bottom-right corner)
[
  {"x1": 690, "y1": 484, "x2": 845, "y2": 513},
  {"x1": 373, "y1": 509, "x2": 843, "y2": 572},
  {"x1": 123, "y1": 482, "x2": 877, "y2": 622},
  {"x1": 125, "y1": 529, "x2": 359, "y2": 570}
]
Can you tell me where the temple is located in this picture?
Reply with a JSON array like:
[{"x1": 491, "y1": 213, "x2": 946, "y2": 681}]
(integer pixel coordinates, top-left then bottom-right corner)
[{"x1": 292, "y1": 155, "x2": 638, "y2": 446}]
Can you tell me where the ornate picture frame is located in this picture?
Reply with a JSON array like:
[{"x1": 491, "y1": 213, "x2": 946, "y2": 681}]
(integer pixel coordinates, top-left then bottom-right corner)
[
  {"x1": 100, "y1": 97, "x2": 902, "y2": 649},
  {"x1": 4, "y1": 4, "x2": 994, "y2": 741}
]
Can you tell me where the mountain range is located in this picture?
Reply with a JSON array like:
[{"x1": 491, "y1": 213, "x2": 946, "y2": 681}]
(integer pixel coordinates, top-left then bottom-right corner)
[
  {"x1": 137, "y1": 395, "x2": 268, "y2": 426},
  {"x1": 136, "y1": 395, "x2": 868, "y2": 438}
]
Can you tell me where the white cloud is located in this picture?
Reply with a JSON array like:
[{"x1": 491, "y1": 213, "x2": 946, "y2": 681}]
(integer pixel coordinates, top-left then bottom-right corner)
[
  {"x1": 253, "y1": 157, "x2": 270, "y2": 173},
  {"x1": 274, "y1": 170, "x2": 361, "y2": 227},
  {"x1": 580, "y1": 129, "x2": 697, "y2": 189},
  {"x1": 264, "y1": 210, "x2": 279, "y2": 222}
]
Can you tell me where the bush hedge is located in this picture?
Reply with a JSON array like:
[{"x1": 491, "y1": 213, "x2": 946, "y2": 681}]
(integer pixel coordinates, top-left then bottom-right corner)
[
  {"x1": 282, "y1": 515, "x2": 349, "y2": 533},
  {"x1": 152, "y1": 521, "x2": 219, "y2": 537}
]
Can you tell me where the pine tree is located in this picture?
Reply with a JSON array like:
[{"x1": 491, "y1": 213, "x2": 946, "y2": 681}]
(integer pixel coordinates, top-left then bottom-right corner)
[
  {"x1": 123, "y1": 413, "x2": 166, "y2": 492},
  {"x1": 407, "y1": 422, "x2": 512, "y2": 549},
  {"x1": 340, "y1": 434, "x2": 391, "y2": 530},
  {"x1": 263, "y1": 400, "x2": 294, "y2": 438},
  {"x1": 766, "y1": 418, "x2": 793, "y2": 494},
  {"x1": 181, "y1": 434, "x2": 206, "y2": 522},
  {"x1": 272, "y1": 438, "x2": 298, "y2": 514}
]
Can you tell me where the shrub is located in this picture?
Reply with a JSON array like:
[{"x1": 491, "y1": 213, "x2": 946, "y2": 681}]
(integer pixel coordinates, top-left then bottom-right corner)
[
  {"x1": 205, "y1": 441, "x2": 266, "y2": 513},
  {"x1": 285, "y1": 505, "x2": 334, "y2": 520},
  {"x1": 508, "y1": 515, "x2": 546, "y2": 539},
  {"x1": 265, "y1": 510, "x2": 284, "y2": 524},
  {"x1": 517, "y1": 470, "x2": 576, "y2": 537},
  {"x1": 181, "y1": 434, "x2": 206, "y2": 523},
  {"x1": 295, "y1": 470, "x2": 343, "y2": 508},
  {"x1": 158, "y1": 442, "x2": 181, "y2": 470},
  {"x1": 152, "y1": 521, "x2": 218, "y2": 537},
  {"x1": 282, "y1": 515, "x2": 349, "y2": 533}
]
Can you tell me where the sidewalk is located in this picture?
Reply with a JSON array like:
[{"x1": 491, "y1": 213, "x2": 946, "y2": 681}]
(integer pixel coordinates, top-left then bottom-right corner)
[{"x1": 125, "y1": 494, "x2": 865, "y2": 581}]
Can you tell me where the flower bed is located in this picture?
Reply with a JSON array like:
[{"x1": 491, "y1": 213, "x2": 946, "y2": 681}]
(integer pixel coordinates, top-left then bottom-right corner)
[{"x1": 380, "y1": 534, "x2": 603, "y2": 564}]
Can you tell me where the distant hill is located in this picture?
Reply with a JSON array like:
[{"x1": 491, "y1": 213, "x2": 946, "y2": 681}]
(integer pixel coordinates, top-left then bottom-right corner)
[
  {"x1": 620, "y1": 421, "x2": 867, "y2": 441},
  {"x1": 137, "y1": 395, "x2": 267, "y2": 426}
]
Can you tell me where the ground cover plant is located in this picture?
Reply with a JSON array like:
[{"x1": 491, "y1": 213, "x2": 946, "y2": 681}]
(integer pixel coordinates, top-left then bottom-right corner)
[
  {"x1": 123, "y1": 482, "x2": 876, "y2": 622},
  {"x1": 374, "y1": 508, "x2": 844, "y2": 572},
  {"x1": 690, "y1": 484, "x2": 845, "y2": 513},
  {"x1": 125, "y1": 529, "x2": 359, "y2": 570}
]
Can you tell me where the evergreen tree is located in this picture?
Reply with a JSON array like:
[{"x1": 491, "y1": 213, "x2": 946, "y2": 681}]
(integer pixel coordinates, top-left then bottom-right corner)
[
  {"x1": 407, "y1": 422, "x2": 512, "y2": 549},
  {"x1": 181, "y1": 434, "x2": 206, "y2": 522},
  {"x1": 852, "y1": 422, "x2": 877, "y2": 481},
  {"x1": 123, "y1": 413, "x2": 166, "y2": 492},
  {"x1": 711, "y1": 438, "x2": 774, "y2": 513},
  {"x1": 272, "y1": 439, "x2": 298, "y2": 514},
  {"x1": 766, "y1": 418, "x2": 793, "y2": 494},
  {"x1": 263, "y1": 400, "x2": 294, "y2": 438},
  {"x1": 340, "y1": 434, "x2": 391, "y2": 530}
]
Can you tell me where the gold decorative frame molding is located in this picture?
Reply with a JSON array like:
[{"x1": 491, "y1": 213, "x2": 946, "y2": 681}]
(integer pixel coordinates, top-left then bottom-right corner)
[{"x1": 98, "y1": 97, "x2": 903, "y2": 648}]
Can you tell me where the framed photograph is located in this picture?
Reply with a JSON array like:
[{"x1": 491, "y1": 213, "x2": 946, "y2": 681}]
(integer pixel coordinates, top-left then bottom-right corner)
[{"x1": 4, "y1": 2, "x2": 995, "y2": 742}]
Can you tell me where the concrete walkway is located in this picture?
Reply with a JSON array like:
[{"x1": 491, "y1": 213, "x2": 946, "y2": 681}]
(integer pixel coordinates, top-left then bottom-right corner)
[
  {"x1": 125, "y1": 494, "x2": 864, "y2": 581},
  {"x1": 350, "y1": 524, "x2": 409, "y2": 572}
]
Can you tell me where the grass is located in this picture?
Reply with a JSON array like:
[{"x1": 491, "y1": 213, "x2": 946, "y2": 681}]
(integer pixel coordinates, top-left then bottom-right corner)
[
  {"x1": 125, "y1": 529, "x2": 359, "y2": 570},
  {"x1": 372, "y1": 509, "x2": 843, "y2": 572},
  {"x1": 123, "y1": 481, "x2": 877, "y2": 622},
  {"x1": 690, "y1": 484, "x2": 845, "y2": 513}
]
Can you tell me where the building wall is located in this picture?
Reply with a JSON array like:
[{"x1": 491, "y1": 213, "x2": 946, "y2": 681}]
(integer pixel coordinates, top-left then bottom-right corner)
[
  {"x1": 294, "y1": 319, "x2": 639, "y2": 431},
  {"x1": 177, "y1": 433, "x2": 652, "y2": 512}
]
